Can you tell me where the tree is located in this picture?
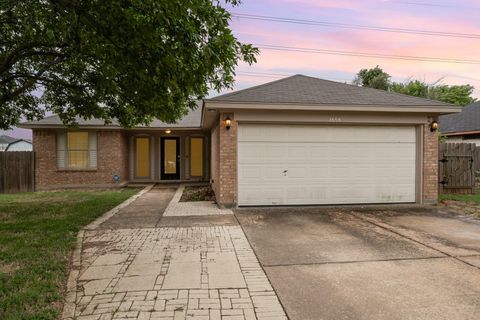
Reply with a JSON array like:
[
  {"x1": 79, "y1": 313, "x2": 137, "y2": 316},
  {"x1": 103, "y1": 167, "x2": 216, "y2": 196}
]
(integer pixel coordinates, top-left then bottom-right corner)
[
  {"x1": 390, "y1": 80, "x2": 429, "y2": 98},
  {"x1": 354, "y1": 67, "x2": 477, "y2": 106},
  {"x1": 429, "y1": 84, "x2": 476, "y2": 106},
  {"x1": 0, "y1": 0, "x2": 258, "y2": 130},
  {"x1": 390, "y1": 80, "x2": 476, "y2": 106},
  {"x1": 353, "y1": 65, "x2": 391, "y2": 90}
]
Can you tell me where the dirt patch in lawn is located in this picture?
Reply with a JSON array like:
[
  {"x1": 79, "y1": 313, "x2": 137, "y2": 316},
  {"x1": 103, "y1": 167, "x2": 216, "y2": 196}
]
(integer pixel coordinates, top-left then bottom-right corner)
[
  {"x1": 439, "y1": 199, "x2": 480, "y2": 218},
  {"x1": 0, "y1": 262, "x2": 20, "y2": 274},
  {"x1": 180, "y1": 185, "x2": 216, "y2": 202}
]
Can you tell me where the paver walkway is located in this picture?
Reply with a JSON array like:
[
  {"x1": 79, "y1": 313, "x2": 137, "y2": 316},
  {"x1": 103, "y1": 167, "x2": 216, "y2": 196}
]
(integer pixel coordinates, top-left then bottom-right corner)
[
  {"x1": 99, "y1": 185, "x2": 177, "y2": 229},
  {"x1": 70, "y1": 185, "x2": 287, "y2": 320}
]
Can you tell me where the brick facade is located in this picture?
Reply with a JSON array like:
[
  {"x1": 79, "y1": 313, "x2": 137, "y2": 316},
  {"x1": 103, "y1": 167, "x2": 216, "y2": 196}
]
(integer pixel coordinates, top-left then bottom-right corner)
[
  {"x1": 216, "y1": 113, "x2": 237, "y2": 207},
  {"x1": 423, "y1": 118, "x2": 439, "y2": 204},
  {"x1": 34, "y1": 115, "x2": 440, "y2": 205},
  {"x1": 33, "y1": 129, "x2": 129, "y2": 190},
  {"x1": 210, "y1": 121, "x2": 220, "y2": 198}
]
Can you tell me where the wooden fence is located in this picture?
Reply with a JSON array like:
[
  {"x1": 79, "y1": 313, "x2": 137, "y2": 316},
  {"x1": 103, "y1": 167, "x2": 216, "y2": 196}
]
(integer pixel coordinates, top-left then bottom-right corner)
[
  {"x1": 0, "y1": 152, "x2": 34, "y2": 193},
  {"x1": 438, "y1": 143, "x2": 479, "y2": 194}
]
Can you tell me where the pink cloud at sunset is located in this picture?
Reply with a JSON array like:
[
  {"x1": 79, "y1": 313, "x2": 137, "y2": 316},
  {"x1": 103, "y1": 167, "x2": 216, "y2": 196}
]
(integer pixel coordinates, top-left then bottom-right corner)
[{"x1": 220, "y1": 0, "x2": 480, "y2": 99}]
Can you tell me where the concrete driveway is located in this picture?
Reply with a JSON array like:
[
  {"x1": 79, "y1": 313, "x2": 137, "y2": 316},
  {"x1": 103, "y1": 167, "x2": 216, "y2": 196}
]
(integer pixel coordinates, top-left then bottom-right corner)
[{"x1": 235, "y1": 206, "x2": 480, "y2": 320}]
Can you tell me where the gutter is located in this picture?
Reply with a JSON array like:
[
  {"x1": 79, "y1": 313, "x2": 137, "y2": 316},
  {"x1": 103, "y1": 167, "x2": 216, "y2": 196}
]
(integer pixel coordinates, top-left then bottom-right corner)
[
  {"x1": 443, "y1": 130, "x2": 480, "y2": 136},
  {"x1": 203, "y1": 100, "x2": 461, "y2": 115}
]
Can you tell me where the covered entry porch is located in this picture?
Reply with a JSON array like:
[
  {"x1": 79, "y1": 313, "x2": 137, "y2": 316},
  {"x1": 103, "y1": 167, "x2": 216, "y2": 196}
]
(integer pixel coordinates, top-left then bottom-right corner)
[{"x1": 129, "y1": 130, "x2": 210, "y2": 183}]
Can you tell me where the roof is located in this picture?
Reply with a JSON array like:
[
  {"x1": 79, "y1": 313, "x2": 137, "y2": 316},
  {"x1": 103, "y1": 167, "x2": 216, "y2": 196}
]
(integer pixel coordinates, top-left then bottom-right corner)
[
  {"x1": 4, "y1": 139, "x2": 32, "y2": 151},
  {"x1": 440, "y1": 102, "x2": 480, "y2": 134},
  {"x1": 20, "y1": 101, "x2": 203, "y2": 129},
  {"x1": 0, "y1": 135, "x2": 18, "y2": 144},
  {"x1": 7, "y1": 139, "x2": 32, "y2": 145},
  {"x1": 209, "y1": 74, "x2": 454, "y2": 107}
]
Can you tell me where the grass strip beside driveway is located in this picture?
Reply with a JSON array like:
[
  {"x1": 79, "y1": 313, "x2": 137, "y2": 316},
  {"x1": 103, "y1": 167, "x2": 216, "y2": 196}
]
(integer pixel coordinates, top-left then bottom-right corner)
[
  {"x1": 440, "y1": 193, "x2": 480, "y2": 204},
  {"x1": 0, "y1": 188, "x2": 139, "y2": 320}
]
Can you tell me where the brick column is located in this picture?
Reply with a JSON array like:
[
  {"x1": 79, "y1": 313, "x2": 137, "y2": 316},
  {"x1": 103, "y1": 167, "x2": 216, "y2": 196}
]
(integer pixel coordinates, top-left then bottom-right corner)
[
  {"x1": 423, "y1": 117, "x2": 439, "y2": 204},
  {"x1": 33, "y1": 129, "x2": 56, "y2": 189},
  {"x1": 217, "y1": 113, "x2": 237, "y2": 207}
]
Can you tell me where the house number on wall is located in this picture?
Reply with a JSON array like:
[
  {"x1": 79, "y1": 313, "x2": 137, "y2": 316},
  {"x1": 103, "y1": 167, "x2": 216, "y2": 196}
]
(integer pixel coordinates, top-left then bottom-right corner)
[{"x1": 329, "y1": 116, "x2": 342, "y2": 122}]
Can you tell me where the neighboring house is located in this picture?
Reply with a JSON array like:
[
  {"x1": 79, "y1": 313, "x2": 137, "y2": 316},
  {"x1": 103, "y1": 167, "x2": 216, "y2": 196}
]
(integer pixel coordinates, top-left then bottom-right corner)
[
  {"x1": 0, "y1": 135, "x2": 18, "y2": 151},
  {"x1": 20, "y1": 75, "x2": 460, "y2": 206},
  {"x1": 5, "y1": 139, "x2": 32, "y2": 151},
  {"x1": 0, "y1": 135, "x2": 32, "y2": 151},
  {"x1": 439, "y1": 102, "x2": 480, "y2": 145}
]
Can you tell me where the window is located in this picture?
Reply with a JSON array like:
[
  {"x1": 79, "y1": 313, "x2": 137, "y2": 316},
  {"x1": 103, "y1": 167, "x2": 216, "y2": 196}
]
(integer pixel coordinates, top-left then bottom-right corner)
[
  {"x1": 135, "y1": 137, "x2": 150, "y2": 178},
  {"x1": 190, "y1": 137, "x2": 203, "y2": 177},
  {"x1": 57, "y1": 131, "x2": 97, "y2": 169}
]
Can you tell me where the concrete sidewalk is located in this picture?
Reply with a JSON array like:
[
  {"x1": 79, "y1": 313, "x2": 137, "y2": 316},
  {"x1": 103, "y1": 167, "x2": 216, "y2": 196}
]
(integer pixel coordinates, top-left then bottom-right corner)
[{"x1": 68, "y1": 185, "x2": 287, "y2": 320}]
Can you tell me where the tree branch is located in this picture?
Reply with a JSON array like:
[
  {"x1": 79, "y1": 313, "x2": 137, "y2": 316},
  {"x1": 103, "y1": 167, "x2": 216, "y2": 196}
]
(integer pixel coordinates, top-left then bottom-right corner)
[
  {"x1": 0, "y1": 42, "x2": 65, "y2": 74},
  {"x1": 0, "y1": 57, "x2": 66, "y2": 105}
]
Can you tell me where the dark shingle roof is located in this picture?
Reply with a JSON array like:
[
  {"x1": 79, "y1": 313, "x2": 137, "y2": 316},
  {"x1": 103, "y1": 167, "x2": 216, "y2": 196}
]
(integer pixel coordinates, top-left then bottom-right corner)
[
  {"x1": 209, "y1": 74, "x2": 453, "y2": 107},
  {"x1": 439, "y1": 102, "x2": 480, "y2": 134},
  {"x1": 21, "y1": 101, "x2": 203, "y2": 128},
  {"x1": 0, "y1": 135, "x2": 18, "y2": 144}
]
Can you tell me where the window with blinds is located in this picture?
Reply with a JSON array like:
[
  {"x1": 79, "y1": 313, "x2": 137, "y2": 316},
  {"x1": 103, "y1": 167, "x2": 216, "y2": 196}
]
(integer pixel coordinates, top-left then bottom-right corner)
[{"x1": 57, "y1": 131, "x2": 97, "y2": 169}]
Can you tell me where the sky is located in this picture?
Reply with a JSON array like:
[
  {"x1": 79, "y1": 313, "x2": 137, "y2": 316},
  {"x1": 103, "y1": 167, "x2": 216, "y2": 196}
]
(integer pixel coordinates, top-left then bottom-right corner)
[{"x1": 3, "y1": 0, "x2": 480, "y2": 139}]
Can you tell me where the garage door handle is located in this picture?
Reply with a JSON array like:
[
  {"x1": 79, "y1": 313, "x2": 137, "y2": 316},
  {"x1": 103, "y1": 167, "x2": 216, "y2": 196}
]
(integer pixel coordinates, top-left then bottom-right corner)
[{"x1": 283, "y1": 170, "x2": 288, "y2": 176}]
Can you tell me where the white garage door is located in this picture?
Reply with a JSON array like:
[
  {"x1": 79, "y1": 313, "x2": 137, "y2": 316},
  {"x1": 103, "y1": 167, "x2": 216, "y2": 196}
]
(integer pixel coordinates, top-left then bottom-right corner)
[{"x1": 238, "y1": 124, "x2": 417, "y2": 206}]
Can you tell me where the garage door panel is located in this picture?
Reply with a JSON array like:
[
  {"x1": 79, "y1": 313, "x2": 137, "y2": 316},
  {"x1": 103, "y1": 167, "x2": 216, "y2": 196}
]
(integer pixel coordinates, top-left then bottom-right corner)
[
  {"x1": 238, "y1": 124, "x2": 416, "y2": 143},
  {"x1": 241, "y1": 186, "x2": 286, "y2": 205},
  {"x1": 285, "y1": 186, "x2": 310, "y2": 202},
  {"x1": 238, "y1": 124, "x2": 417, "y2": 206},
  {"x1": 264, "y1": 167, "x2": 286, "y2": 180},
  {"x1": 288, "y1": 145, "x2": 308, "y2": 158},
  {"x1": 238, "y1": 166, "x2": 262, "y2": 180},
  {"x1": 309, "y1": 166, "x2": 331, "y2": 178},
  {"x1": 286, "y1": 167, "x2": 308, "y2": 178}
]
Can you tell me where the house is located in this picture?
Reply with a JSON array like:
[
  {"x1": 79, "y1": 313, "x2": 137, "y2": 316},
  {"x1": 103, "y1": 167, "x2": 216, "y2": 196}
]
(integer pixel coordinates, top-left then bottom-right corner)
[
  {"x1": 5, "y1": 139, "x2": 32, "y2": 152},
  {"x1": 0, "y1": 135, "x2": 32, "y2": 152},
  {"x1": 20, "y1": 75, "x2": 460, "y2": 206},
  {"x1": 0, "y1": 135, "x2": 18, "y2": 151},
  {"x1": 439, "y1": 102, "x2": 480, "y2": 145}
]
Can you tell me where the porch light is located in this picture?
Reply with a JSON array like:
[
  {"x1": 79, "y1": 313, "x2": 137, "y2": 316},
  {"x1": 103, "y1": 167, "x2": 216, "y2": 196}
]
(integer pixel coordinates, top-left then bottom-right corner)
[
  {"x1": 165, "y1": 129, "x2": 171, "y2": 134},
  {"x1": 430, "y1": 121, "x2": 438, "y2": 132},
  {"x1": 225, "y1": 117, "x2": 231, "y2": 130}
]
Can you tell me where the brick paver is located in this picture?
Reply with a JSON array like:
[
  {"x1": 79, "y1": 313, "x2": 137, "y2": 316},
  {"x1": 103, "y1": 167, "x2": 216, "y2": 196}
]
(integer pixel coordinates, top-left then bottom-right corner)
[
  {"x1": 70, "y1": 187, "x2": 287, "y2": 320},
  {"x1": 163, "y1": 186, "x2": 233, "y2": 217}
]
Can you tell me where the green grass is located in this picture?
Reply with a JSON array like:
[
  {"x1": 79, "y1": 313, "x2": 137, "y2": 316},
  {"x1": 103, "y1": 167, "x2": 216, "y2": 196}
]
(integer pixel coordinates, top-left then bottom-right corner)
[
  {"x1": 0, "y1": 188, "x2": 139, "y2": 320},
  {"x1": 439, "y1": 193, "x2": 480, "y2": 205}
]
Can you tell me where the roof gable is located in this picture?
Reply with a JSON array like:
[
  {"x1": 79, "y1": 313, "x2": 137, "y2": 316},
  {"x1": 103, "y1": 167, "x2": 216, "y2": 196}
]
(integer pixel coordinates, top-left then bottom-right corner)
[
  {"x1": 0, "y1": 135, "x2": 18, "y2": 144},
  {"x1": 209, "y1": 74, "x2": 452, "y2": 107}
]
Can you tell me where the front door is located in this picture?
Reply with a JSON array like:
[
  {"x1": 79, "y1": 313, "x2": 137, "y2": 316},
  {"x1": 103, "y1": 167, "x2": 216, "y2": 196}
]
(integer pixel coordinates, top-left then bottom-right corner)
[{"x1": 161, "y1": 137, "x2": 180, "y2": 180}]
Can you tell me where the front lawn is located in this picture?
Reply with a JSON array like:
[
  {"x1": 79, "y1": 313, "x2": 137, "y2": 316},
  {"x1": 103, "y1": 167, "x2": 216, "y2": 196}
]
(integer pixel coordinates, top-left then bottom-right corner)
[
  {"x1": 0, "y1": 188, "x2": 138, "y2": 320},
  {"x1": 440, "y1": 193, "x2": 480, "y2": 205},
  {"x1": 440, "y1": 193, "x2": 480, "y2": 217}
]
